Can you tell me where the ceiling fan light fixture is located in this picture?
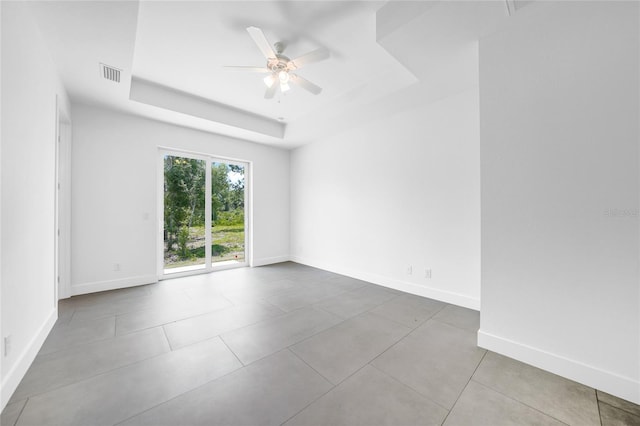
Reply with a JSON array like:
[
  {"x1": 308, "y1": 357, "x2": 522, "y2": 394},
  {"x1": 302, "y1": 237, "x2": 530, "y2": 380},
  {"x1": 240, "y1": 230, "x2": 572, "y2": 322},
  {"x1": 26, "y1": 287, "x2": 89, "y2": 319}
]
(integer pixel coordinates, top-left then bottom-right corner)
[
  {"x1": 278, "y1": 70, "x2": 290, "y2": 84},
  {"x1": 227, "y1": 26, "x2": 328, "y2": 98},
  {"x1": 263, "y1": 74, "x2": 276, "y2": 88}
]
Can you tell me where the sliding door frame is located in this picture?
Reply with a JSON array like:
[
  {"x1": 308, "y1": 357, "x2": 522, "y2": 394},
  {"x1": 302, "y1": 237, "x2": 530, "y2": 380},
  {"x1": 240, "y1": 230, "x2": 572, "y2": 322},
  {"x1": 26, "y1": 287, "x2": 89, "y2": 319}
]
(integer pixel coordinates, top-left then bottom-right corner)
[{"x1": 157, "y1": 147, "x2": 251, "y2": 280}]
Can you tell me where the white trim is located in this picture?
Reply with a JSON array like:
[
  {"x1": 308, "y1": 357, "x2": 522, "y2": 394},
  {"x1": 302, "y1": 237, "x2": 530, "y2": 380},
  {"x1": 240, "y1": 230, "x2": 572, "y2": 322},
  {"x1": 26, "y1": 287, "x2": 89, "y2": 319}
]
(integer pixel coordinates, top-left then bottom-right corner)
[
  {"x1": 290, "y1": 256, "x2": 480, "y2": 311},
  {"x1": 70, "y1": 275, "x2": 158, "y2": 296},
  {"x1": 56, "y1": 111, "x2": 72, "y2": 299},
  {"x1": 130, "y1": 78, "x2": 285, "y2": 139},
  {"x1": 244, "y1": 161, "x2": 253, "y2": 267},
  {"x1": 212, "y1": 260, "x2": 249, "y2": 271},
  {"x1": 205, "y1": 157, "x2": 212, "y2": 266},
  {"x1": 54, "y1": 94, "x2": 59, "y2": 305},
  {"x1": 157, "y1": 149, "x2": 164, "y2": 278},
  {"x1": 478, "y1": 330, "x2": 640, "y2": 405},
  {"x1": 252, "y1": 255, "x2": 291, "y2": 267},
  {"x1": 159, "y1": 269, "x2": 207, "y2": 281},
  {"x1": 1, "y1": 308, "x2": 56, "y2": 410},
  {"x1": 157, "y1": 146, "x2": 248, "y2": 166}
]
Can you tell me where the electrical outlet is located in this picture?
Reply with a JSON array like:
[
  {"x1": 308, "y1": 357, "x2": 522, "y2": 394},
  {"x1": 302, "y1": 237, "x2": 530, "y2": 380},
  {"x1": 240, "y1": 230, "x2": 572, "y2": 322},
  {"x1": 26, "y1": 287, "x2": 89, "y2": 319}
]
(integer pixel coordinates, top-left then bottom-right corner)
[
  {"x1": 407, "y1": 265, "x2": 413, "y2": 275},
  {"x1": 4, "y1": 335, "x2": 12, "y2": 357},
  {"x1": 425, "y1": 269, "x2": 432, "y2": 279},
  {"x1": 113, "y1": 263, "x2": 120, "y2": 272}
]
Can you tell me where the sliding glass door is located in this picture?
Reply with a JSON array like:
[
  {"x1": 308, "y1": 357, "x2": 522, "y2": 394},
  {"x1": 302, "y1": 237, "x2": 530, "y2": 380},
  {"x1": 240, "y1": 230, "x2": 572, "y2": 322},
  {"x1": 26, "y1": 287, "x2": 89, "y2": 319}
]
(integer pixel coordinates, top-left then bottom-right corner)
[{"x1": 161, "y1": 150, "x2": 249, "y2": 276}]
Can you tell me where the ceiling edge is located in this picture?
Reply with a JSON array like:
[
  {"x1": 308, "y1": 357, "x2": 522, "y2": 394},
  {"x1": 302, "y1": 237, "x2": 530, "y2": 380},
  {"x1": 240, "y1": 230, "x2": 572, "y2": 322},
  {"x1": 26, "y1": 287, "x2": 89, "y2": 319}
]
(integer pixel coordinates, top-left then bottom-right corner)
[{"x1": 129, "y1": 76, "x2": 285, "y2": 139}]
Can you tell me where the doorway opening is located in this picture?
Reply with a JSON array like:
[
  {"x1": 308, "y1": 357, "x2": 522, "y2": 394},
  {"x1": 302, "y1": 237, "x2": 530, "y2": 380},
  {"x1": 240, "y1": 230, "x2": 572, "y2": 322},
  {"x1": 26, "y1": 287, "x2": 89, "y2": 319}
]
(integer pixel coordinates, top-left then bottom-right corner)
[{"x1": 160, "y1": 150, "x2": 250, "y2": 277}]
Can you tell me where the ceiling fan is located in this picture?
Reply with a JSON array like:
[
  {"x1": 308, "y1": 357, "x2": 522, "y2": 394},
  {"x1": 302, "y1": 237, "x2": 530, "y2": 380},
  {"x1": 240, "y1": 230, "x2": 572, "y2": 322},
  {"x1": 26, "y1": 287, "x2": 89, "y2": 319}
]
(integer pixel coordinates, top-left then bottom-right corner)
[{"x1": 225, "y1": 26, "x2": 330, "y2": 99}]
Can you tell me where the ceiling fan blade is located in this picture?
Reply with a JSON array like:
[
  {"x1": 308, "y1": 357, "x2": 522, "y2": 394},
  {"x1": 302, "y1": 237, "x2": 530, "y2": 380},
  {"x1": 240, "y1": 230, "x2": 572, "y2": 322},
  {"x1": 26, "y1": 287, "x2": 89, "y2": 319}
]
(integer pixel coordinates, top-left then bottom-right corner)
[
  {"x1": 264, "y1": 82, "x2": 278, "y2": 99},
  {"x1": 288, "y1": 47, "x2": 330, "y2": 69},
  {"x1": 290, "y1": 74, "x2": 322, "y2": 95},
  {"x1": 247, "y1": 26, "x2": 276, "y2": 59},
  {"x1": 224, "y1": 66, "x2": 270, "y2": 73}
]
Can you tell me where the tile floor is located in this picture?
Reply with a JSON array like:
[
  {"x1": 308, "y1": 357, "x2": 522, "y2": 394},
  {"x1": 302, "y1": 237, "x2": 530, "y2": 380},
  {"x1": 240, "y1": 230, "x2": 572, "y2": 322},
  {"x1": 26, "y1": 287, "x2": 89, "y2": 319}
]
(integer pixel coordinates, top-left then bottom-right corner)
[{"x1": 2, "y1": 262, "x2": 639, "y2": 426}]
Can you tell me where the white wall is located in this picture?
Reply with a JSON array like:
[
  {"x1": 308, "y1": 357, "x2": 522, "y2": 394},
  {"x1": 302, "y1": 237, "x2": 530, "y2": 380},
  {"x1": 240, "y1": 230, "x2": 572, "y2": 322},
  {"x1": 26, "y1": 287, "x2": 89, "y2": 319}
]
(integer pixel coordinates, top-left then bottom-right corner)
[
  {"x1": 290, "y1": 87, "x2": 481, "y2": 309},
  {"x1": 478, "y1": 1, "x2": 640, "y2": 404},
  {"x1": 0, "y1": 1, "x2": 71, "y2": 409},
  {"x1": 70, "y1": 104, "x2": 290, "y2": 295}
]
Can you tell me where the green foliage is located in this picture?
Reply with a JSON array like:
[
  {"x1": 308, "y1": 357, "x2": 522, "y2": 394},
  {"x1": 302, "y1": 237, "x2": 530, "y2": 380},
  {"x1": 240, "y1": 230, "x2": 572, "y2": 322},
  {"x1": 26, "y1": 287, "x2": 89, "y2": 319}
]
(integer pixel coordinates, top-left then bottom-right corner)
[
  {"x1": 177, "y1": 226, "x2": 190, "y2": 258},
  {"x1": 211, "y1": 163, "x2": 229, "y2": 222},
  {"x1": 164, "y1": 156, "x2": 246, "y2": 264},
  {"x1": 215, "y1": 209, "x2": 244, "y2": 226},
  {"x1": 164, "y1": 156, "x2": 206, "y2": 251},
  {"x1": 210, "y1": 162, "x2": 245, "y2": 222},
  {"x1": 189, "y1": 244, "x2": 228, "y2": 258}
]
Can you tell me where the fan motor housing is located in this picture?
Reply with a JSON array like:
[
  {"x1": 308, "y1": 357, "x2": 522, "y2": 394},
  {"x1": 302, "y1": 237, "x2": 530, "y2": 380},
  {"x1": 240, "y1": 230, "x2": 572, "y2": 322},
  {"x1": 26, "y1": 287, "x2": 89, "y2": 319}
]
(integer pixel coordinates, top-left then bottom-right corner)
[{"x1": 267, "y1": 54, "x2": 294, "y2": 73}]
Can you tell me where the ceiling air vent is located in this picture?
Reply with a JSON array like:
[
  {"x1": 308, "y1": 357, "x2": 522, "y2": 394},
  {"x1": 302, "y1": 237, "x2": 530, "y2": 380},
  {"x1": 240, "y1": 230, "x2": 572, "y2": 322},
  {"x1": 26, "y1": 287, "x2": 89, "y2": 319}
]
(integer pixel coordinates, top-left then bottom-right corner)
[{"x1": 100, "y1": 63, "x2": 121, "y2": 83}]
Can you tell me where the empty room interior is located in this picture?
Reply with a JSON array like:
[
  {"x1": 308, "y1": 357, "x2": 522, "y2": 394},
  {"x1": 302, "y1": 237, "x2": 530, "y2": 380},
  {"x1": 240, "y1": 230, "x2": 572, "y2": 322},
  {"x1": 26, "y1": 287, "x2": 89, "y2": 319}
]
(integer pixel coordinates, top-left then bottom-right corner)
[{"x1": 1, "y1": 0, "x2": 639, "y2": 425}]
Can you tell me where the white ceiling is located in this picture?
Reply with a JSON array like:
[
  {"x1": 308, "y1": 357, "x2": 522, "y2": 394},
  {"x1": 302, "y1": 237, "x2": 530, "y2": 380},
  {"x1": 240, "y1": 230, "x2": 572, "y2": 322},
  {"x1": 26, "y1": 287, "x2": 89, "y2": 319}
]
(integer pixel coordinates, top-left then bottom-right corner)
[
  {"x1": 28, "y1": 1, "x2": 520, "y2": 149},
  {"x1": 134, "y1": 1, "x2": 403, "y2": 120}
]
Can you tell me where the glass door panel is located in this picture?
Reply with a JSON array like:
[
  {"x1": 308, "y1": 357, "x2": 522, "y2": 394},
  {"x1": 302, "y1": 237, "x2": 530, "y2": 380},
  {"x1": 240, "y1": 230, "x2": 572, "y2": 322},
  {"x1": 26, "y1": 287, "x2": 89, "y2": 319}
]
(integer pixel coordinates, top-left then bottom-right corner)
[
  {"x1": 211, "y1": 161, "x2": 246, "y2": 266},
  {"x1": 163, "y1": 155, "x2": 207, "y2": 274}
]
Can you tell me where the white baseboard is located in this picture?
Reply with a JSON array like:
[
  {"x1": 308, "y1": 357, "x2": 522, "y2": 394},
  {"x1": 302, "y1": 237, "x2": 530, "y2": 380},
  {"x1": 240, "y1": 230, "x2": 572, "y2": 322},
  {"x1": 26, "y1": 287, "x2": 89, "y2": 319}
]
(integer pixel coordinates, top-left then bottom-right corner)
[
  {"x1": 1, "y1": 308, "x2": 57, "y2": 410},
  {"x1": 252, "y1": 255, "x2": 291, "y2": 267},
  {"x1": 70, "y1": 275, "x2": 158, "y2": 296},
  {"x1": 478, "y1": 330, "x2": 640, "y2": 405},
  {"x1": 290, "y1": 255, "x2": 480, "y2": 310}
]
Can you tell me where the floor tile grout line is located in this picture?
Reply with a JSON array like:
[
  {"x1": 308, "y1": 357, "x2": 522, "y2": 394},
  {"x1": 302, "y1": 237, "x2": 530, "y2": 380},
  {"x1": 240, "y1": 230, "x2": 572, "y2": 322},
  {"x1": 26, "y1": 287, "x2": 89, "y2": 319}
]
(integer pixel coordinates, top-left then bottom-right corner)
[
  {"x1": 596, "y1": 390, "x2": 640, "y2": 418},
  {"x1": 112, "y1": 303, "x2": 240, "y2": 337},
  {"x1": 309, "y1": 283, "x2": 399, "y2": 314},
  {"x1": 37, "y1": 316, "x2": 118, "y2": 354},
  {"x1": 285, "y1": 317, "x2": 410, "y2": 387},
  {"x1": 11, "y1": 329, "x2": 175, "y2": 403},
  {"x1": 35, "y1": 333, "x2": 116, "y2": 362},
  {"x1": 219, "y1": 335, "x2": 246, "y2": 367},
  {"x1": 469, "y1": 377, "x2": 574, "y2": 425},
  {"x1": 596, "y1": 389, "x2": 604, "y2": 426},
  {"x1": 286, "y1": 348, "x2": 335, "y2": 386},
  {"x1": 66, "y1": 291, "x2": 168, "y2": 316},
  {"x1": 227, "y1": 306, "x2": 346, "y2": 355},
  {"x1": 279, "y1": 300, "x2": 416, "y2": 357},
  {"x1": 9, "y1": 397, "x2": 29, "y2": 426},
  {"x1": 364, "y1": 320, "x2": 463, "y2": 414},
  {"x1": 368, "y1": 363, "x2": 452, "y2": 414},
  {"x1": 597, "y1": 402, "x2": 604, "y2": 426},
  {"x1": 112, "y1": 349, "x2": 249, "y2": 425},
  {"x1": 308, "y1": 303, "x2": 346, "y2": 320},
  {"x1": 365, "y1": 308, "x2": 431, "y2": 331},
  {"x1": 160, "y1": 325, "x2": 174, "y2": 351},
  {"x1": 281, "y1": 309, "x2": 366, "y2": 350},
  {"x1": 279, "y1": 349, "x2": 383, "y2": 426},
  {"x1": 369, "y1": 299, "x2": 450, "y2": 331},
  {"x1": 256, "y1": 297, "x2": 288, "y2": 314},
  {"x1": 596, "y1": 400, "x2": 640, "y2": 423},
  {"x1": 101, "y1": 346, "x2": 255, "y2": 424},
  {"x1": 440, "y1": 350, "x2": 488, "y2": 425},
  {"x1": 233, "y1": 304, "x2": 412, "y2": 375},
  {"x1": 144, "y1": 298, "x2": 285, "y2": 339},
  {"x1": 431, "y1": 301, "x2": 450, "y2": 317},
  {"x1": 366, "y1": 314, "x2": 452, "y2": 369},
  {"x1": 114, "y1": 345, "x2": 299, "y2": 425},
  {"x1": 281, "y1": 318, "x2": 456, "y2": 426},
  {"x1": 65, "y1": 307, "x2": 77, "y2": 324},
  {"x1": 429, "y1": 315, "x2": 479, "y2": 333},
  {"x1": 265, "y1": 284, "x2": 360, "y2": 313}
]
